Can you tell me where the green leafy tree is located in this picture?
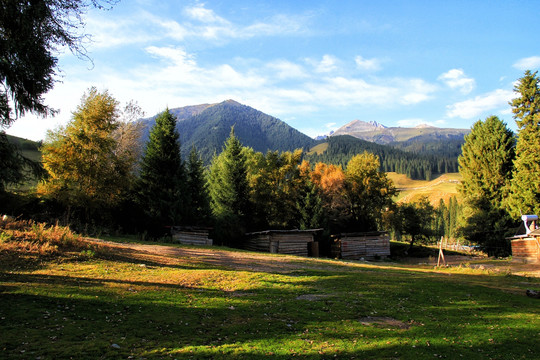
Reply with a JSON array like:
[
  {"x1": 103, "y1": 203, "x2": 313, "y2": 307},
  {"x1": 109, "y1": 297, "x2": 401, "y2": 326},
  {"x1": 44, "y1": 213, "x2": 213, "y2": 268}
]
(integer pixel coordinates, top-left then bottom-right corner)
[
  {"x1": 246, "y1": 149, "x2": 304, "y2": 229},
  {"x1": 458, "y1": 116, "x2": 515, "y2": 255},
  {"x1": 137, "y1": 109, "x2": 185, "y2": 234},
  {"x1": 345, "y1": 152, "x2": 397, "y2": 231},
  {"x1": 185, "y1": 147, "x2": 211, "y2": 226},
  {"x1": 208, "y1": 128, "x2": 251, "y2": 245},
  {"x1": 399, "y1": 196, "x2": 435, "y2": 251},
  {"x1": 507, "y1": 70, "x2": 540, "y2": 217},
  {"x1": 39, "y1": 88, "x2": 130, "y2": 222}
]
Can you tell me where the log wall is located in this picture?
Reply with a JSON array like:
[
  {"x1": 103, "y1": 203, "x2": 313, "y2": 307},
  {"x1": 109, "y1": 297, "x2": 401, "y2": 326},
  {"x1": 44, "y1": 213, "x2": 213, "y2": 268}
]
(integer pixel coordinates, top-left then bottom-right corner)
[
  {"x1": 244, "y1": 231, "x2": 316, "y2": 257},
  {"x1": 332, "y1": 232, "x2": 390, "y2": 260},
  {"x1": 511, "y1": 237, "x2": 540, "y2": 262},
  {"x1": 172, "y1": 230, "x2": 213, "y2": 246}
]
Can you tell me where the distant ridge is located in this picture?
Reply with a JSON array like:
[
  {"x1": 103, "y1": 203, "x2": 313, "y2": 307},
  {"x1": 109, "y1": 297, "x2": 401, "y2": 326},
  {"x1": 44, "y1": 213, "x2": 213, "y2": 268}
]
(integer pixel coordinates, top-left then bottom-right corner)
[{"x1": 330, "y1": 119, "x2": 469, "y2": 145}]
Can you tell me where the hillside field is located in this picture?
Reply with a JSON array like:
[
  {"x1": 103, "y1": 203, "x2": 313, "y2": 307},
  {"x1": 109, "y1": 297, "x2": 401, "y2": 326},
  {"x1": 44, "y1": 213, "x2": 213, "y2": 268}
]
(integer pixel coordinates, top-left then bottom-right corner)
[
  {"x1": 1, "y1": 228, "x2": 539, "y2": 360},
  {"x1": 388, "y1": 172, "x2": 462, "y2": 205}
]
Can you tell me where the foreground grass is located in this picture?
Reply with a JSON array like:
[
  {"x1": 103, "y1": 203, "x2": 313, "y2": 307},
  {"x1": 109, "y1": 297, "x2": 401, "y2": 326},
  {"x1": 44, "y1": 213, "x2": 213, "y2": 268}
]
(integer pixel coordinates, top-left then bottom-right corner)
[{"x1": 1, "y1": 236, "x2": 539, "y2": 359}]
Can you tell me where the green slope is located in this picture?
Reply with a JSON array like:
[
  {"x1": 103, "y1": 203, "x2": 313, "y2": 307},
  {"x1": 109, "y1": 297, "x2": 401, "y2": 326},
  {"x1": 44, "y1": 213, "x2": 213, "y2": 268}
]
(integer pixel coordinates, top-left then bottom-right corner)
[{"x1": 143, "y1": 100, "x2": 316, "y2": 163}]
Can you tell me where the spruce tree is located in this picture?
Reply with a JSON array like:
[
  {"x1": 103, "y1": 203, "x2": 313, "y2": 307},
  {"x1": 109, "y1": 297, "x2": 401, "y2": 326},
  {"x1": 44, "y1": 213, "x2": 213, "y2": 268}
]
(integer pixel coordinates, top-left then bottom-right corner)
[
  {"x1": 137, "y1": 108, "x2": 185, "y2": 234},
  {"x1": 208, "y1": 128, "x2": 251, "y2": 245},
  {"x1": 458, "y1": 115, "x2": 515, "y2": 255},
  {"x1": 185, "y1": 147, "x2": 211, "y2": 226},
  {"x1": 507, "y1": 70, "x2": 540, "y2": 217}
]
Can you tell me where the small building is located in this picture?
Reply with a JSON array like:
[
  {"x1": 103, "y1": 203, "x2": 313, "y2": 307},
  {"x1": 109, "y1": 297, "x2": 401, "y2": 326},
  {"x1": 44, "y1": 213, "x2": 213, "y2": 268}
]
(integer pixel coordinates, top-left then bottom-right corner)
[
  {"x1": 510, "y1": 215, "x2": 540, "y2": 263},
  {"x1": 331, "y1": 231, "x2": 390, "y2": 260},
  {"x1": 171, "y1": 226, "x2": 213, "y2": 246},
  {"x1": 244, "y1": 229, "x2": 322, "y2": 257}
]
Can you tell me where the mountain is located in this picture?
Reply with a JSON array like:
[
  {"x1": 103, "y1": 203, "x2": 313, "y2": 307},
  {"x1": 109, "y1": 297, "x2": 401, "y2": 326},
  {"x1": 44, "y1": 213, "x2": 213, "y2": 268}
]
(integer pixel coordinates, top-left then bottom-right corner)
[
  {"x1": 141, "y1": 100, "x2": 316, "y2": 163},
  {"x1": 330, "y1": 120, "x2": 469, "y2": 145}
]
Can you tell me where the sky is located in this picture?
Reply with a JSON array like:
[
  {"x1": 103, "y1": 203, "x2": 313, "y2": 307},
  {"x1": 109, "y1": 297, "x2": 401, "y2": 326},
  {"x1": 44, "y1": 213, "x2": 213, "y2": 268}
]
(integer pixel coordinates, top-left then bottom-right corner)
[{"x1": 6, "y1": 0, "x2": 540, "y2": 141}]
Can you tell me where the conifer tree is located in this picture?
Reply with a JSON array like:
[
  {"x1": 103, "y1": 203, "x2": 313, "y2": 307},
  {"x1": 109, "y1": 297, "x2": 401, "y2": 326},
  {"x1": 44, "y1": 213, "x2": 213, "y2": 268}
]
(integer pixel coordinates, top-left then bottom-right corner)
[
  {"x1": 137, "y1": 108, "x2": 185, "y2": 234},
  {"x1": 208, "y1": 128, "x2": 251, "y2": 245},
  {"x1": 507, "y1": 70, "x2": 540, "y2": 217},
  {"x1": 458, "y1": 115, "x2": 515, "y2": 255},
  {"x1": 185, "y1": 147, "x2": 211, "y2": 226}
]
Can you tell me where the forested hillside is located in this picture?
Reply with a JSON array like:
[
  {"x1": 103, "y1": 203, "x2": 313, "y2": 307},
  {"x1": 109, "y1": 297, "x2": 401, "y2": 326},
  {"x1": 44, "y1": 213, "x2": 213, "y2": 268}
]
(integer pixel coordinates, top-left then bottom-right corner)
[
  {"x1": 142, "y1": 100, "x2": 316, "y2": 163},
  {"x1": 305, "y1": 135, "x2": 458, "y2": 180},
  {"x1": 389, "y1": 134, "x2": 466, "y2": 158}
]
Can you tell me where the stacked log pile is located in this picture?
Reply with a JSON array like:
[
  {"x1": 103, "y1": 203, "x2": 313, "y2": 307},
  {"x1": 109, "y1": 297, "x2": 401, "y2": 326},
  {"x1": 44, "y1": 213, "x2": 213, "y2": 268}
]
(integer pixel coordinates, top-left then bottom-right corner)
[
  {"x1": 332, "y1": 232, "x2": 390, "y2": 260},
  {"x1": 171, "y1": 227, "x2": 213, "y2": 246}
]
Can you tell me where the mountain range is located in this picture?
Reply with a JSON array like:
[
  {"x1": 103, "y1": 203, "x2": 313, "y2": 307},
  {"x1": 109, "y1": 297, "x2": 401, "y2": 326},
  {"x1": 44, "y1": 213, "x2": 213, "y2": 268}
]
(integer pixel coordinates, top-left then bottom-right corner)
[
  {"x1": 326, "y1": 119, "x2": 469, "y2": 145},
  {"x1": 140, "y1": 100, "x2": 469, "y2": 165}
]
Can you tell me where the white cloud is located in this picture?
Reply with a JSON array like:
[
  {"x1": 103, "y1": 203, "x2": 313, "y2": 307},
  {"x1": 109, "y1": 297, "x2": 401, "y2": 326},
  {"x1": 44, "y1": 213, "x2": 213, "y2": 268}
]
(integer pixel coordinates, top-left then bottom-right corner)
[
  {"x1": 266, "y1": 60, "x2": 308, "y2": 80},
  {"x1": 355, "y1": 55, "x2": 382, "y2": 71},
  {"x1": 446, "y1": 89, "x2": 515, "y2": 119},
  {"x1": 184, "y1": 4, "x2": 229, "y2": 24},
  {"x1": 397, "y1": 118, "x2": 427, "y2": 127},
  {"x1": 310, "y1": 55, "x2": 339, "y2": 73},
  {"x1": 438, "y1": 68, "x2": 475, "y2": 94},
  {"x1": 85, "y1": 5, "x2": 309, "y2": 49},
  {"x1": 513, "y1": 56, "x2": 540, "y2": 71}
]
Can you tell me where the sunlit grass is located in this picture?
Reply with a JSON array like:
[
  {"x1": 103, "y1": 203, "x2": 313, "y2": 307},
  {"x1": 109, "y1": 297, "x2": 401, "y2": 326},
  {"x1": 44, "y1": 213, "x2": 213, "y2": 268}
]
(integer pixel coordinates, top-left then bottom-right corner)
[{"x1": 1, "y1": 233, "x2": 539, "y2": 359}]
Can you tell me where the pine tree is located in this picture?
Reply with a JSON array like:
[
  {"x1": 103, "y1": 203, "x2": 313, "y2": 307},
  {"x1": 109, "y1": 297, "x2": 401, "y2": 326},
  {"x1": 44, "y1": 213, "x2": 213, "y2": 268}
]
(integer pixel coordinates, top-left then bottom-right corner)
[
  {"x1": 137, "y1": 108, "x2": 185, "y2": 234},
  {"x1": 208, "y1": 128, "x2": 251, "y2": 245},
  {"x1": 458, "y1": 115, "x2": 515, "y2": 255},
  {"x1": 185, "y1": 147, "x2": 211, "y2": 226},
  {"x1": 507, "y1": 70, "x2": 540, "y2": 217}
]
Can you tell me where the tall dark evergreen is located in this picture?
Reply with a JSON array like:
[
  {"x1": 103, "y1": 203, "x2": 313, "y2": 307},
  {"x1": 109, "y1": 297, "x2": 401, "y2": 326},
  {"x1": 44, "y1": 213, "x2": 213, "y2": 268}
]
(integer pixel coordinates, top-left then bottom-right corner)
[
  {"x1": 296, "y1": 179, "x2": 325, "y2": 230},
  {"x1": 208, "y1": 128, "x2": 251, "y2": 245},
  {"x1": 137, "y1": 109, "x2": 185, "y2": 234},
  {"x1": 458, "y1": 116, "x2": 515, "y2": 255},
  {"x1": 185, "y1": 147, "x2": 211, "y2": 226},
  {"x1": 507, "y1": 70, "x2": 540, "y2": 218},
  {"x1": 1, "y1": 1, "x2": 115, "y2": 191}
]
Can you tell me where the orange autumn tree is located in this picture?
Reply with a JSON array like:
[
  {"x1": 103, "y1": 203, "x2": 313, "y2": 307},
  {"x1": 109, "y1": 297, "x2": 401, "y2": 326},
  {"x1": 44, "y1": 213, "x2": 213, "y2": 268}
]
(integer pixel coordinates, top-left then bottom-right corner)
[{"x1": 310, "y1": 162, "x2": 351, "y2": 230}]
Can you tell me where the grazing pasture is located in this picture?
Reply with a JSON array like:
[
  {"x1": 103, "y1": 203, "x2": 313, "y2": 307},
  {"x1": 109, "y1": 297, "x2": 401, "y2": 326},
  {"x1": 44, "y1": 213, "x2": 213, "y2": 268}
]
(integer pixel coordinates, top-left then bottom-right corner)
[{"x1": 0, "y1": 228, "x2": 538, "y2": 359}]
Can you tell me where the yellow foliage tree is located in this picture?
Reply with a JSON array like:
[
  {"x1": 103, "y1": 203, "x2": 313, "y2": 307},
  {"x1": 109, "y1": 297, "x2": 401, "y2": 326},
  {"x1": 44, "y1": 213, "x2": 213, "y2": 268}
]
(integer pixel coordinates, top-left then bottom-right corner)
[{"x1": 39, "y1": 88, "x2": 134, "y2": 221}]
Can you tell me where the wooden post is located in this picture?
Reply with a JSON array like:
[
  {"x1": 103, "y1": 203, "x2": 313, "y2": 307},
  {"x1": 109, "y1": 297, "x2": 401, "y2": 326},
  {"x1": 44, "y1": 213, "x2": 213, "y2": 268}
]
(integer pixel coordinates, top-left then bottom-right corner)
[{"x1": 437, "y1": 237, "x2": 446, "y2": 267}]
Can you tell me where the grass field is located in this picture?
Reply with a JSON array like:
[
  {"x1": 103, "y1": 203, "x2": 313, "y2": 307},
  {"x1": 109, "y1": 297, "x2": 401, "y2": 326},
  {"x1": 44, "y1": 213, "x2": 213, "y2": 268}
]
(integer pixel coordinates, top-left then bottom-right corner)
[
  {"x1": 1, "y1": 221, "x2": 539, "y2": 359},
  {"x1": 388, "y1": 172, "x2": 462, "y2": 205}
]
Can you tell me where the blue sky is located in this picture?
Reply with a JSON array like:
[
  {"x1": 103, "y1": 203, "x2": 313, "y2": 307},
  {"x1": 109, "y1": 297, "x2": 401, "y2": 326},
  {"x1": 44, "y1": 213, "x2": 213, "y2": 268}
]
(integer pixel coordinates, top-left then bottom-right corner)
[{"x1": 6, "y1": 0, "x2": 540, "y2": 141}]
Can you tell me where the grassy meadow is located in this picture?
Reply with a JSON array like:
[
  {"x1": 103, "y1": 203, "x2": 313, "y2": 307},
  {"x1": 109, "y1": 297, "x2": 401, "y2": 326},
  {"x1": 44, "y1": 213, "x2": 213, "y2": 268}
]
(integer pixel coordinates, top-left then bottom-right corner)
[
  {"x1": 388, "y1": 172, "x2": 462, "y2": 205},
  {"x1": 1, "y1": 219, "x2": 539, "y2": 359}
]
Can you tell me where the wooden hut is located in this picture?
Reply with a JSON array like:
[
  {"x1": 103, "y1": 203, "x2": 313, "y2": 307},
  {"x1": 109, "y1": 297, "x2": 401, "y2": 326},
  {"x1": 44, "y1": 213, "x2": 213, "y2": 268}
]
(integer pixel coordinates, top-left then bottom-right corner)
[
  {"x1": 331, "y1": 231, "x2": 390, "y2": 260},
  {"x1": 244, "y1": 229, "x2": 322, "y2": 257},
  {"x1": 171, "y1": 226, "x2": 213, "y2": 246},
  {"x1": 510, "y1": 215, "x2": 540, "y2": 262}
]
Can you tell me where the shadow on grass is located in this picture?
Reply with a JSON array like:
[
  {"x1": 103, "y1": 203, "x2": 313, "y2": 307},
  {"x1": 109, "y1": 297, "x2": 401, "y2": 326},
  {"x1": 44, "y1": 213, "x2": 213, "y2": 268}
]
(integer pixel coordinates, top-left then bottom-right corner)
[{"x1": 1, "y1": 262, "x2": 539, "y2": 360}]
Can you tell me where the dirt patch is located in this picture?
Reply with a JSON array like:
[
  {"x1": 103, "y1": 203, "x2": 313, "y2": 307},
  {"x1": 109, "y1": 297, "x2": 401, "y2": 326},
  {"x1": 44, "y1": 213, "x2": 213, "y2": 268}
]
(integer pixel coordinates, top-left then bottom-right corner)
[
  {"x1": 358, "y1": 316, "x2": 410, "y2": 329},
  {"x1": 84, "y1": 238, "x2": 318, "y2": 273}
]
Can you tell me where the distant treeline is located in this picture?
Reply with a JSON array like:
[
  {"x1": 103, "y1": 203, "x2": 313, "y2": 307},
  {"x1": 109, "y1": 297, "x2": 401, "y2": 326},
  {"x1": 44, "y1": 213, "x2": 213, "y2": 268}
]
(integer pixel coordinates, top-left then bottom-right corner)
[{"x1": 305, "y1": 135, "x2": 460, "y2": 180}]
